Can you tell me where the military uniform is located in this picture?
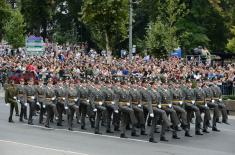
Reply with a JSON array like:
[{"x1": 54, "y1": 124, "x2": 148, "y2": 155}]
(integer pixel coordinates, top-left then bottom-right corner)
[
  {"x1": 211, "y1": 84, "x2": 229, "y2": 124},
  {"x1": 117, "y1": 86, "x2": 137, "y2": 138},
  {"x1": 55, "y1": 84, "x2": 67, "y2": 126},
  {"x1": 158, "y1": 87, "x2": 180, "y2": 139},
  {"x1": 66, "y1": 85, "x2": 79, "y2": 130},
  {"x1": 16, "y1": 84, "x2": 27, "y2": 121},
  {"x1": 203, "y1": 85, "x2": 220, "y2": 131},
  {"x1": 129, "y1": 87, "x2": 146, "y2": 135},
  {"x1": 89, "y1": 85, "x2": 106, "y2": 134},
  {"x1": 44, "y1": 84, "x2": 58, "y2": 127},
  {"x1": 102, "y1": 86, "x2": 119, "y2": 133},
  {"x1": 181, "y1": 86, "x2": 203, "y2": 134},
  {"x1": 194, "y1": 87, "x2": 211, "y2": 132},
  {"x1": 35, "y1": 84, "x2": 46, "y2": 124},
  {"x1": 24, "y1": 84, "x2": 37, "y2": 125},
  {"x1": 5, "y1": 83, "x2": 18, "y2": 122}
]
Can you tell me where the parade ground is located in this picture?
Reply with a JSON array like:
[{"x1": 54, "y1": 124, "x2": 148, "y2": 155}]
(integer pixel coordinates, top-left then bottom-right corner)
[{"x1": 0, "y1": 93, "x2": 235, "y2": 155}]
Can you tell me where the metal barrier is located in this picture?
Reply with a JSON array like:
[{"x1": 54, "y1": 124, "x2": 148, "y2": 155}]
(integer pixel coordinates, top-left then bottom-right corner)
[{"x1": 219, "y1": 84, "x2": 235, "y2": 96}]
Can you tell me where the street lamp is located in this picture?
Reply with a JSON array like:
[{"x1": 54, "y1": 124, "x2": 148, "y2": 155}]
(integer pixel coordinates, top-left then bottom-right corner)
[{"x1": 128, "y1": 0, "x2": 133, "y2": 63}]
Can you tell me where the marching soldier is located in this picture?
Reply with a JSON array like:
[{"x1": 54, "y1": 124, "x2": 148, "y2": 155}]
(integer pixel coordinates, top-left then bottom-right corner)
[
  {"x1": 35, "y1": 78, "x2": 46, "y2": 124},
  {"x1": 66, "y1": 79, "x2": 80, "y2": 131},
  {"x1": 5, "y1": 79, "x2": 18, "y2": 123},
  {"x1": 158, "y1": 82, "x2": 181, "y2": 139},
  {"x1": 170, "y1": 82, "x2": 192, "y2": 137},
  {"x1": 129, "y1": 80, "x2": 147, "y2": 136},
  {"x1": 119, "y1": 80, "x2": 138, "y2": 138},
  {"x1": 102, "y1": 79, "x2": 119, "y2": 133},
  {"x1": 181, "y1": 81, "x2": 203, "y2": 135},
  {"x1": 89, "y1": 80, "x2": 106, "y2": 134},
  {"x1": 211, "y1": 82, "x2": 229, "y2": 125},
  {"x1": 194, "y1": 82, "x2": 212, "y2": 133},
  {"x1": 24, "y1": 78, "x2": 37, "y2": 125},
  {"x1": 202, "y1": 82, "x2": 220, "y2": 132},
  {"x1": 76, "y1": 79, "x2": 93, "y2": 130},
  {"x1": 16, "y1": 78, "x2": 27, "y2": 122},
  {"x1": 55, "y1": 79, "x2": 67, "y2": 126},
  {"x1": 44, "y1": 78, "x2": 59, "y2": 128}
]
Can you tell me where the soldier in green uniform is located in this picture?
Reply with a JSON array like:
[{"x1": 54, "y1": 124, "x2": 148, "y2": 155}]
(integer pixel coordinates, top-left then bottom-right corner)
[
  {"x1": 5, "y1": 79, "x2": 18, "y2": 123},
  {"x1": 76, "y1": 79, "x2": 93, "y2": 130},
  {"x1": 181, "y1": 81, "x2": 203, "y2": 135},
  {"x1": 210, "y1": 81, "x2": 229, "y2": 125},
  {"x1": 170, "y1": 82, "x2": 192, "y2": 137},
  {"x1": 128, "y1": 79, "x2": 147, "y2": 136},
  {"x1": 158, "y1": 82, "x2": 181, "y2": 139},
  {"x1": 140, "y1": 80, "x2": 168, "y2": 142},
  {"x1": 117, "y1": 80, "x2": 138, "y2": 138},
  {"x1": 194, "y1": 82, "x2": 212, "y2": 133},
  {"x1": 24, "y1": 78, "x2": 37, "y2": 125},
  {"x1": 202, "y1": 82, "x2": 220, "y2": 132},
  {"x1": 35, "y1": 78, "x2": 46, "y2": 124},
  {"x1": 44, "y1": 78, "x2": 59, "y2": 128},
  {"x1": 89, "y1": 79, "x2": 107, "y2": 134},
  {"x1": 102, "y1": 78, "x2": 119, "y2": 133},
  {"x1": 55, "y1": 79, "x2": 67, "y2": 126},
  {"x1": 16, "y1": 78, "x2": 27, "y2": 122},
  {"x1": 66, "y1": 79, "x2": 80, "y2": 131}
]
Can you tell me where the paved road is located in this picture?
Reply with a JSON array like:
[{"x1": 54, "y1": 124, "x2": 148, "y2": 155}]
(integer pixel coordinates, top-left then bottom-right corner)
[{"x1": 0, "y1": 96, "x2": 235, "y2": 155}]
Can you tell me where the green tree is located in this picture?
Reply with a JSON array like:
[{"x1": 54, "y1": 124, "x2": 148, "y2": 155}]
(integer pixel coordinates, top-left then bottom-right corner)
[
  {"x1": 227, "y1": 26, "x2": 235, "y2": 52},
  {"x1": 144, "y1": 0, "x2": 186, "y2": 57},
  {"x1": 0, "y1": 0, "x2": 11, "y2": 40},
  {"x1": 3, "y1": 9, "x2": 26, "y2": 48},
  {"x1": 81, "y1": 0, "x2": 128, "y2": 53}
]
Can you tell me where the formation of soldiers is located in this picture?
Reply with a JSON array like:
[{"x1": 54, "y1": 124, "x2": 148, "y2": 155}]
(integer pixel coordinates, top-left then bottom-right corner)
[{"x1": 5, "y1": 76, "x2": 230, "y2": 143}]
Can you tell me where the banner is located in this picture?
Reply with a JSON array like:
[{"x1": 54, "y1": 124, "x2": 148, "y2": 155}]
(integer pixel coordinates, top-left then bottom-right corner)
[
  {"x1": 170, "y1": 47, "x2": 182, "y2": 58},
  {"x1": 26, "y1": 36, "x2": 45, "y2": 55}
]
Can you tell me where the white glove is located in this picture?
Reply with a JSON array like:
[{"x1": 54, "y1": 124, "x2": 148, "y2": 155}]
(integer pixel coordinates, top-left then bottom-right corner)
[
  {"x1": 158, "y1": 104, "x2": 162, "y2": 109},
  {"x1": 24, "y1": 103, "x2": 28, "y2": 106},
  {"x1": 62, "y1": 97, "x2": 65, "y2": 100},
  {"x1": 52, "y1": 97, "x2": 56, "y2": 101},
  {"x1": 115, "y1": 110, "x2": 119, "y2": 113},
  {"x1": 93, "y1": 108, "x2": 97, "y2": 112},
  {"x1": 65, "y1": 106, "x2": 69, "y2": 110},
  {"x1": 86, "y1": 100, "x2": 89, "y2": 103},
  {"x1": 31, "y1": 96, "x2": 35, "y2": 100},
  {"x1": 99, "y1": 101, "x2": 103, "y2": 106},
  {"x1": 74, "y1": 98, "x2": 78, "y2": 102},
  {"x1": 212, "y1": 99, "x2": 215, "y2": 103},
  {"x1": 36, "y1": 102, "x2": 40, "y2": 106},
  {"x1": 168, "y1": 104, "x2": 172, "y2": 108},
  {"x1": 219, "y1": 98, "x2": 222, "y2": 102},
  {"x1": 43, "y1": 104, "x2": 46, "y2": 108},
  {"x1": 111, "y1": 101, "x2": 115, "y2": 105},
  {"x1": 126, "y1": 102, "x2": 130, "y2": 106},
  {"x1": 17, "y1": 100, "x2": 20, "y2": 103},
  {"x1": 138, "y1": 104, "x2": 142, "y2": 108},
  {"x1": 6, "y1": 103, "x2": 10, "y2": 106},
  {"x1": 150, "y1": 113, "x2": 154, "y2": 118},
  {"x1": 192, "y1": 100, "x2": 195, "y2": 104},
  {"x1": 13, "y1": 96, "x2": 17, "y2": 100},
  {"x1": 179, "y1": 101, "x2": 183, "y2": 105},
  {"x1": 205, "y1": 103, "x2": 208, "y2": 107}
]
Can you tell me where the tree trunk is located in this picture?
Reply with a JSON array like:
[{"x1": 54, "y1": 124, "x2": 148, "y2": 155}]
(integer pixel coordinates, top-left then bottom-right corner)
[{"x1": 105, "y1": 30, "x2": 112, "y2": 64}]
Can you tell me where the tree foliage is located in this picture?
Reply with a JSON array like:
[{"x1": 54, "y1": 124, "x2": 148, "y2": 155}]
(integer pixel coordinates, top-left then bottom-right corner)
[
  {"x1": 3, "y1": 9, "x2": 26, "y2": 48},
  {"x1": 81, "y1": 0, "x2": 128, "y2": 52}
]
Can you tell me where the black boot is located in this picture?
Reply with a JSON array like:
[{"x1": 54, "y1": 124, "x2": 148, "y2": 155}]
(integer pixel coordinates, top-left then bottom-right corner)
[
  {"x1": 195, "y1": 131, "x2": 203, "y2": 135},
  {"x1": 212, "y1": 127, "x2": 220, "y2": 132},
  {"x1": 172, "y1": 134, "x2": 180, "y2": 139},
  {"x1": 120, "y1": 133, "x2": 128, "y2": 138},
  {"x1": 106, "y1": 130, "x2": 114, "y2": 133},
  {"x1": 160, "y1": 136, "x2": 168, "y2": 142},
  {"x1": 57, "y1": 123, "x2": 63, "y2": 126},
  {"x1": 203, "y1": 129, "x2": 210, "y2": 133},
  {"x1": 95, "y1": 131, "x2": 102, "y2": 135},
  {"x1": 149, "y1": 138, "x2": 158, "y2": 143},
  {"x1": 81, "y1": 126, "x2": 87, "y2": 130},
  {"x1": 131, "y1": 132, "x2": 139, "y2": 137},
  {"x1": 185, "y1": 131, "x2": 192, "y2": 137},
  {"x1": 8, "y1": 117, "x2": 14, "y2": 123},
  {"x1": 141, "y1": 131, "x2": 148, "y2": 136}
]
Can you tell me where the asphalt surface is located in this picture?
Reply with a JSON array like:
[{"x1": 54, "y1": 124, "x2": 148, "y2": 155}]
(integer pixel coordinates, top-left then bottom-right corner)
[{"x1": 0, "y1": 90, "x2": 235, "y2": 155}]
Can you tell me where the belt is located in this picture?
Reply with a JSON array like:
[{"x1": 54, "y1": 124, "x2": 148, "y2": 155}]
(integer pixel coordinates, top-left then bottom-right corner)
[
  {"x1": 184, "y1": 100, "x2": 193, "y2": 102},
  {"x1": 172, "y1": 100, "x2": 182, "y2": 102},
  {"x1": 38, "y1": 95, "x2": 44, "y2": 97},
  {"x1": 69, "y1": 98, "x2": 77, "y2": 100},
  {"x1": 119, "y1": 101, "x2": 129, "y2": 106},
  {"x1": 152, "y1": 103, "x2": 158, "y2": 107}
]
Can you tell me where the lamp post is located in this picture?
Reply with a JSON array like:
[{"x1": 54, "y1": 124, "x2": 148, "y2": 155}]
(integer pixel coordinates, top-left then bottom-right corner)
[{"x1": 128, "y1": 0, "x2": 133, "y2": 63}]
